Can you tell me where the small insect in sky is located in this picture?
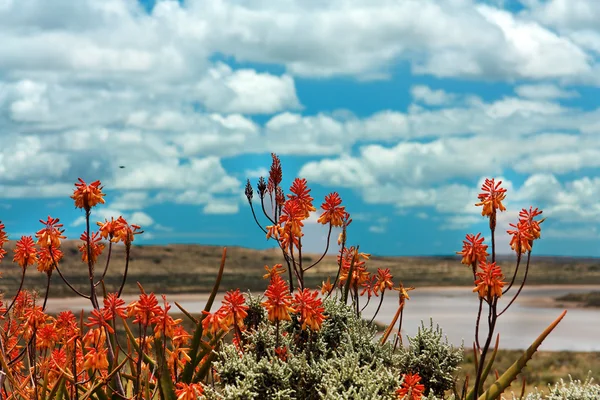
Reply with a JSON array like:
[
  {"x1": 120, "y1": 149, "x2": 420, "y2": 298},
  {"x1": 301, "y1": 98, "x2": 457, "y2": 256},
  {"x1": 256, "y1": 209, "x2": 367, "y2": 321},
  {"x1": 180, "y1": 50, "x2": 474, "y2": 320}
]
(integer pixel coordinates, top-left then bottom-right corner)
[{"x1": 119, "y1": 166, "x2": 125, "y2": 169}]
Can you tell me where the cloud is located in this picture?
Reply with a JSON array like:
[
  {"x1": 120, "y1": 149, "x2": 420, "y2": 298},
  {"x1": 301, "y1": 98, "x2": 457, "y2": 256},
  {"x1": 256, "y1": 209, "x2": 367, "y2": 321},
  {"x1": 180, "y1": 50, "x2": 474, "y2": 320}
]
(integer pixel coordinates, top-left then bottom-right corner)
[
  {"x1": 195, "y1": 62, "x2": 301, "y2": 114},
  {"x1": 411, "y1": 85, "x2": 456, "y2": 106},
  {"x1": 514, "y1": 83, "x2": 579, "y2": 99}
]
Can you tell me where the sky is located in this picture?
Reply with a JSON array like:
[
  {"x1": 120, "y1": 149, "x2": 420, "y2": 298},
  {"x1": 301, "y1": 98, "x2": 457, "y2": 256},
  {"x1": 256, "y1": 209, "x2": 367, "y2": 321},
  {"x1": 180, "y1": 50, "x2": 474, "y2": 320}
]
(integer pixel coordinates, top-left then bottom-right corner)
[{"x1": 0, "y1": 0, "x2": 599, "y2": 257}]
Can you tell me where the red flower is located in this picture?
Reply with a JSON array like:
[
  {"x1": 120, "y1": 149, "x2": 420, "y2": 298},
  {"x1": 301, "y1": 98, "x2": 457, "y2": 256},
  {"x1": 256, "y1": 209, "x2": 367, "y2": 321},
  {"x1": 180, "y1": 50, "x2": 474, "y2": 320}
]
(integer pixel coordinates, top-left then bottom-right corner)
[
  {"x1": 35, "y1": 216, "x2": 66, "y2": 248},
  {"x1": 71, "y1": 178, "x2": 105, "y2": 210},
  {"x1": 222, "y1": 289, "x2": 249, "y2": 328},
  {"x1": 396, "y1": 373, "x2": 425, "y2": 400},
  {"x1": 457, "y1": 233, "x2": 488, "y2": 266},
  {"x1": 103, "y1": 292, "x2": 128, "y2": 319},
  {"x1": 262, "y1": 274, "x2": 294, "y2": 323},
  {"x1": 0, "y1": 222, "x2": 7, "y2": 262},
  {"x1": 13, "y1": 236, "x2": 37, "y2": 269},
  {"x1": 267, "y1": 153, "x2": 282, "y2": 194},
  {"x1": 36, "y1": 246, "x2": 63, "y2": 274},
  {"x1": 85, "y1": 308, "x2": 115, "y2": 334},
  {"x1": 507, "y1": 220, "x2": 534, "y2": 254},
  {"x1": 175, "y1": 382, "x2": 204, "y2": 400},
  {"x1": 475, "y1": 178, "x2": 507, "y2": 217},
  {"x1": 293, "y1": 288, "x2": 327, "y2": 331},
  {"x1": 111, "y1": 216, "x2": 143, "y2": 244},
  {"x1": 129, "y1": 292, "x2": 162, "y2": 327},
  {"x1": 201, "y1": 308, "x2": 229, "y2": 335},
  {"x1": 317, "y1": 192, "x2": 347, "y2": 227},
  {"x1": 473, "y1": 261, "x2": 506, "y2": 301},
  {"x1": 287, "y1": 178, "x2": 316, "y2": 218},
  {"x1": 78, "y1": 231, "x2": 105, "y2": 264},
  {"x1": 374, "y1": 268, "x2": 394, "y2": 295},
  {"x1": 519, "y1": 207, "x2": 544, "y2": 240}
]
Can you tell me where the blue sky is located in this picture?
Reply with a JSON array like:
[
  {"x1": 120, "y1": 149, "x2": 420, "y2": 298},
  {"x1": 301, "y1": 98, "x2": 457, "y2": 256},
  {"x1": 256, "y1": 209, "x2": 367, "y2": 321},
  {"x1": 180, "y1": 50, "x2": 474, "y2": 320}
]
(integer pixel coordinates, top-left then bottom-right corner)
[{"x1": 0, "y1": 0, "x2": 599, "y2": 257}]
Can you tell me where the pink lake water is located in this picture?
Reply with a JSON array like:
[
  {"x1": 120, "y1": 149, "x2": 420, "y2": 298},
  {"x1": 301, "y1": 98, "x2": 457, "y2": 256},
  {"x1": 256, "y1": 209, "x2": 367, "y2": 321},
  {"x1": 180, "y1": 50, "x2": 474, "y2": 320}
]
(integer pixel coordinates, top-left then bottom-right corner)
[{"x1": 44, "y1": 285, "x2": 600, "y2": 351}]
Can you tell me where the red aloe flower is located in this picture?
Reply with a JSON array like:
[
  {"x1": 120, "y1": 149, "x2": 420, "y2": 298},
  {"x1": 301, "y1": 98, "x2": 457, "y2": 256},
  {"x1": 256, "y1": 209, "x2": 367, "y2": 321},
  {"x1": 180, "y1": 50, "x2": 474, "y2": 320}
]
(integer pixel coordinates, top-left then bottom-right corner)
[
  {"x1": 262, "y1": 274, "x2": 295, "y2": 323},
  {"x1": 111, "y1": 216, "x2": 143, "y2": 244},
  {"x1": 293, "y1": 288, "x2": 327, "y2": 331},
  {"x1": 287, "y1": 178, "x2": 316, "y2": 218},
  {"x1": 36, "y1": 246, "x2": 63, "y2": 274},
  {"x1": 71, "y1": 178, "x2": 105, "y2": 210},
  {"x1": 129, "y1": 292, "x2": 162, "y2": 327},
  {"x1": 267, "y1": 153, "x2": 283, "y2": 194},
  {"x1": 222, "y1": 289, "x2": 249, "y2": 328},
  {"x1": 396, "y1": 373, "x2": 425, "y2": 400},
  {"x1": 13, "y1": 236, "x2": 38, "y2": 269},
  {"x1": 374, "y1": 268, "x2": 394, "y2": 295},
  {"x1": 519, "y1": 207, "x2": 544, "y2": 240},
  {"x1": 79, "y1": 231, "x2": 105, "y2": 264},
  {"x1": 0, "y1": 222, "x2": 7, "y2": 262},
  {"x1": 85, "y1": 308, "x2": 115, "y2": 334},
  {"x1": 318, "y1": 192, "x2": 347, "y2": 227},
  {"x1": 475, "y1": 178, "x2": 507, "y2": 217},
  {"x1": 175, "y1": 382, "x2": 204, "y2": 400},
  {"x1": 201, "y1": 307, "x2": 230, "y2": 335},
  {"x1": 507, "y1": 220, "x2": 534, "y2": 254},
  {"x1": 103, "y1": 292, "x2": 128, "y2": 319},
  {"x1": 35, "y1": 216, "x2": 66, "y2": 249},
  {"x1": 457, "y1": 233, "x2": 488, "y2": 267},
  {"x1": 473, "y1": 261, "x2": 506, "y2": 301}
]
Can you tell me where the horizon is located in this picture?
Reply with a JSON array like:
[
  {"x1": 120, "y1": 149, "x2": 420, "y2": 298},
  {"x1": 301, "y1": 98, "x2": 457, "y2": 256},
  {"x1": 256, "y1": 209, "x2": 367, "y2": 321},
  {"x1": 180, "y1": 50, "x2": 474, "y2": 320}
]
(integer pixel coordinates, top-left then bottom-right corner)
[{"x1": 1, "y1": 0, "x2": 599, "y2": 257}]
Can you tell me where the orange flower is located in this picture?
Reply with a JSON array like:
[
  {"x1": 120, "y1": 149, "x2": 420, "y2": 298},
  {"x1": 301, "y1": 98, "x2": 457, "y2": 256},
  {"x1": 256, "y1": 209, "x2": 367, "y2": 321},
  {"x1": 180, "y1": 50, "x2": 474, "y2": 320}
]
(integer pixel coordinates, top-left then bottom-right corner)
[
  {"x1": 201, "y1": 308, "x2": 229, "y2": 335},
  {"x1": 374, "y1": 268, "x2": 394, "y2": 295},
  {"x1": 265, "y1": 224, "x2": 281, "y2": 240},
  {"x1": 267, "y1": 153, "x2": 282, "y2": 194},
  {"x1": 293, "y1": 288, "x2": 327, "y2": 331},
  {"x1": 83, "y1": 346, "x2": 109, "y2": 370},
  {"x1": 287, "y1": 178, "x2": 316, "y2": 218},
  {"x1": 71, "y1": 178, "x2": 105, "y2": 210},
  {"x1": 35, "y1": 216, "x2": 66, "y2": 248},
  {"x1": 507, "y1": 221, "x2": 534, "y2": 254},
  {"x1": 103, "y1": 292, "x2": 128, "y2": 319},
  {"x1": 36, "y1": 246, "x2": 63, "y2": 274},
  {"x1": 475, "y1": 178, "x2": 507, "y2": 217},
  {"x1": 97, "y1": 217, "x2": 117, "y2": 240},
  {"x1": 78, "y1": 231, "x2": 105, "y2": 264},
  {"x1": 473, "y1": 261, "x2": 506, "y2": 301},
  {"x1": 396, "y1": 373, "x2": 425, "y2": 400},
  {"x1": 13, "y1": 236, "x2": 37, "y2": 269},
  {"x1": 519, "y1": 207, "x2": 544, "y2": 240},
  {"x1": 0, "y1": 222, "x2": 7, "y2": 262},
  {"x1": 36, "y1": 323, "x2": 59, "y2": 349},
  {"x1": 263, "y1": 264, "x2": 286, "y2": 280},
  {"x1": 221, "y1": 289, "x2": 249, "y2": 328},
  {"x1": 175, "y1": 382, "x2": 204, "y2": 400},
  {"x1": 262, "y1": 274, "x2": 294, "y2": 323},
  {"x1": 319, "y1": 277, "x2": 334, "y2": 295},
  {"x1": 317, "y1": 192, "x2": 347, "y2": 227},
  {"x1": 457, "y1": 233, "x2": 488, "y2": 266},
  {"x1": 279, "y1": 199, "x2": 305, "y2": 238},
  {"x1": 152, "y1": 296, "x2": 182, "y2": 339},
  {"x1": 129, "y1": 292, "x2": 162, "y2": 327},
  {"x1": 85, "y1": 308, "x2": 115, "y2": 334},
  {"x1": 111, "y1": 216, "x2": 143, "y2": 244}
]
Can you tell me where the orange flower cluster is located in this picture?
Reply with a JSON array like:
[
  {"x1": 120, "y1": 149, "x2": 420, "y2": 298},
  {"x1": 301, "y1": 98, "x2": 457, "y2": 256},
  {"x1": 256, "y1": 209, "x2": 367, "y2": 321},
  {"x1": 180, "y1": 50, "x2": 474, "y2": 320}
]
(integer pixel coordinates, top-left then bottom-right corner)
[
  {"x1": 293, "y1": 288, "x2": 327, "y2": 331},
  {"x1": 202, "y1": 289, "x2": 250, "y2": 336},
  {"x1": 262, "y1": 273, "x2": 295, "y2": 323},
  {"x1": 473, "y1": 261, "x2": 506, "y2": 301},
  {"x1": 475, "y1": 178, "x2": 507, "y2": 217},
  {"x1": 457, "y1": 233, "x2": 489, "y2": 268},
  {"x1": 265, "y1": 177, "x2": 349, "y2": 253},
  {"x1": 396, "y1": 373, "x2": 425, "y2": 400},
  {"x1": 71, "y1": 178, "x2": 105, "y2": 210},
  {"x1": 337, "y1": 246, "x2": 371, "y2": 289},
  {"x1": 0, "y1": 222, "x2": 7, "y2": 262},
  {"x1": 507, "y1": 207, "x2": 544, "y2": 254}
]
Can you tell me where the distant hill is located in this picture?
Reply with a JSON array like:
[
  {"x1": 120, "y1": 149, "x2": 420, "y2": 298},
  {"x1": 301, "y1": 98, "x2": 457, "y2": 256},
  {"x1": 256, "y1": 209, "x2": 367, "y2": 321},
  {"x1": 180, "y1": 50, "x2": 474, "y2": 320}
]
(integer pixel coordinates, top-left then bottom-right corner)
[{"x1": 0, "y1": 240, "x2": 599, "y2": 298}]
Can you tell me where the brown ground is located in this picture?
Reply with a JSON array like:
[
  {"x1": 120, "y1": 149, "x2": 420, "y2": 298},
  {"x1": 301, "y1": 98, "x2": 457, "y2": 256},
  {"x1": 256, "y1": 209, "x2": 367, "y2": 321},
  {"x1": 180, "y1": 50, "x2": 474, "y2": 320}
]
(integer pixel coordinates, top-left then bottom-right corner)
[{"x1": 1, "y1": 240, "x2": 599, "y2": 298}]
